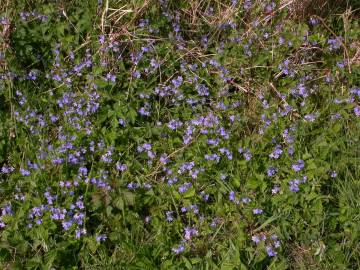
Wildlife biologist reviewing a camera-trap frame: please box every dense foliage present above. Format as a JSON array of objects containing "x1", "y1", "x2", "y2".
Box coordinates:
[{"x1": 1, "y1": 0, "x2": 360, "y2": 269}]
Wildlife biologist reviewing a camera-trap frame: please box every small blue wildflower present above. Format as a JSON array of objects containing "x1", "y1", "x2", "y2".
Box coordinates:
[
  {"x1": 267, "y1": 167, "x2": 278, "y2": 177},
  {"x1": 253, "y1": 208, "x2": 263, "y2": 215},
  {"x1": 116, "y1": 162, "x2": 127, "y2": 171},
  {"x1": 244, "y1": 150, "x2": 252, "y2": 161},
  {"x1": 309, "y1": 17, "x2": 318, "y2": 25},
  {"x1": 328, "y1": 37, "x2": 342, "y2": 50},
  {"x1": 96, "y1": 234, "x2": 107, "y2": 242},
  {"x1": 229, "y1": 191, "x2": 235, "y2": 201},
  {"x1": 337, "y1": 60, "x2": 346, "y2": 69},
  {"x1": 266, "y1": 246, "x2": 277, "y2": 257},
  {"x1": 172, "y1": 76, "x2": 183, "y2": 88},
  {"x1": 20, "y1": 168, "x2": 30, "y2": 176},
  {"x1": 172, "y1": 244, "x2": 185, "y2": 254},
  {"x1": 179, "y1": 182, "x2": 192, "y2": 193},
  {"x1": 184, "y1": 227, "x2": 198, "y2": 240},
  {"x1": 272, "y1": 185, "x2": 280, "y2": 194},
  {"x1": 244, "y1": 0, "x2": 252, "y2": 10},
  {"x1": 304, "y1": 113, "x2": 317, "y2": 122},
  {"x1": 62, "y1": 220, "x2": 73, "y2": 231},
  {"x1": 252, "y1": 235, "x2": 261, "y2": 244},
  {"x1": 269, "y1": 145, "x2": 283, "y2": 159},
  {"x1": 196, "y1": 84, "x2": 209, "y2": 96},
  {"x1": 118, "y1": 118, "x2": 126, "y2": 126},
  {"x1": 292, "y1": 159, "x2": 305, "y2": 172},
  {"x1": 354, "y1": 106, "x2": 360, "y2": 117},
  {"x1": 132, "y1": 70, "x2": 141, "y2": 78},
  {"x1": 289, "y1": 179, "x2": 300, "y2": 192},
  {"x1": 145, "y1": 216, "x2": 151, "y2": 223},
  {"x1": 166, "y1": 211, "x2": 174, "y2": 222}
]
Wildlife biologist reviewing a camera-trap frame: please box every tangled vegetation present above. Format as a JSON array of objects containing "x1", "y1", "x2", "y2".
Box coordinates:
[{"x1": 0, "y1": 0, "x2": 360, "y2": 269}]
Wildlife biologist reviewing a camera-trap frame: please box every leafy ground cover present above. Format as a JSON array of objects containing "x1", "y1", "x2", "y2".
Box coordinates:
[{"x1": 0, "y1": 0, "x2": 360, "y2": 269}]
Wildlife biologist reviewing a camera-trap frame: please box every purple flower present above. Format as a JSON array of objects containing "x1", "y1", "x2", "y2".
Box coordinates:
[
  {"x1": 337, "y1": 60, "x2": 346, "y2": 69},
  {"x1": 229, "y1": 191, "x2": 236, "y2": 202},
  {"x1": 328, "y1": 37, "x2": 342, "y2": 50},
  {"x1": 304, "y1": 113, "x2": 318, "y2": 122},
  {"x1": 350, "y1": 87, "x2": 360, "y2": 99},
  {"x1": 269, "y1": 145, "x2": 283, "y2": 159},
  {"x1": 179, "y1": 182, "x2": 192, "y2": 193},
  {"x1": 116, "y1": 162, "x2": 128, "y2": 171},
  {"x1": 76, "y1": 200, "x2": 84, "y2": 210},
  {"x1": 99, "y1": 35, "x2": 105, "y2": 44},
  {"x1": 253, "y1": 208, "x2": 263, "y2": 215},
  {"x1": 279, "y1": 37, "x2": 285, "y2": 45},
  {"x1": 292, "y1": 159, "x2": 305, "y2": 172},
  {"x1": 330, "y1": 170, "x2": 337, "y2": 178},
  {"x1": 27, "y1": 70, "x2": 37, "y2": 80},
  {"x1": 288, "y1": 146, "x2": 295, "y2": 156},
  {"x1": 147, "y1": 150, "x2": 156, "y2": 159},
  {"x1": 205, "y1": 153, "x2": 220, "y2": 163},
  {"x1": 201, "y1": 191, "x2": 209, "y2": 201},
  {"x1": 267, "y1": 167, "x2": 278, "y2": 177},
  {"x1": 178, "y1": 161, "x2": 195, "y2": 174},
  {"x1": 105, "y1": 73, "x2": 116, "y2": 82},
  {"x1": 207, "y1": 138, "x2": 220, "y2": 146},
  {"x1": 145, "y1": 216, "x2": 151, "y2": 223},
  {"x1": 127, "y1": 182, "x2": 138, "y2": 190},
  {"x1": 309, "y1": 17, "x2": 318, "y2": 25},
  {"x1": 118, "y1": 118, "x2": 126, "y2": 126},
  {"x1": 138, "y1": 104, "x2": 151, "y2": 116},
  {"x1": 184, "y1": 227, "x2": 198, "y2": 240},
  {"x1": 271, "y1": 185, "x2": 280, "y2": 194},
  {"x1": 62, "y1": 220, "x2": 73, "y2": 231},
  {"x1": 244, "y1": 150, "x2": 252, "y2": 161},
  {"x1": 167, "y1": 119, "x2": 183, "y2": 130},
  {"x1": 244, "y1": 0, "x2": 252, "y2": 10},
  {"x1": 172, "y1": 76, "x2": 183, "y2": 88},
  {"x1": 20, "y1": 168, "x2": 30, "y2": 176},
  {"x1": 172, "y1": 244, "x2": 185, "y2": 254},
  {"x1": 289, "y1": 179, "x2": 301, "y2": 192},
  {"x1": 266, "y1": 246, "x2": 277, "y2": 257},
  {"x1": 196, "y1": 84, "x2": 209, "y2": 96},
  {"x1": 78, "y1": 167, "x2": 88, "y2": 176},
  {"x1": 354, "y1": 106, "x2": 360, "y2": 117},
  {"x1": 132, "y1": 70, "x2": 141, "y2": 78},
  {"x1": 189, "y1": 204, "x2": 199, "y2": 214},
  {"x1": 166, "y1": 211, "x2": 174, "y2": 222},
  {"x1": 1, "y1": 165, "x2": 14, "y2": 174},
  {"x1": 150, "y1": 58, "x2": 159, "y2": 69},
  {"x1": 96, "y1": 234, "x2": 107, "y2": 242},
  {"x1": 159, "y1": 154, "x2": 169, "y2": 164},
  {"x1": 252, "y1": 235, "x2": 261, "y2": 244},
  {"x1": 75, "y1": 229, "x2": 82, "y2": 238},
  {"x1": 265, "y1": 2, "x2": 276, "y2": 13},
  {"x1": 219, "y1": 147, "x2": 232, "y2": 160},
  {"x1": 274, "y1": 240, "x2": 281, "y2": 248},
  {"x1": 138, "y1": 143, "x2": 152, "y2": 152}
]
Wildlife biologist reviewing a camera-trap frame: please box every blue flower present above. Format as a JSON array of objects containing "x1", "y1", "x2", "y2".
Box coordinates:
[
  {"x1": 292, "y1": 159, "x2": 305, "y2": 172},
  {"x1": 172, "y1": 244, "x2": 185, "y2": 254},
  {"x1": 266, "y1": 246, "x2": 277, "y2": 257}
]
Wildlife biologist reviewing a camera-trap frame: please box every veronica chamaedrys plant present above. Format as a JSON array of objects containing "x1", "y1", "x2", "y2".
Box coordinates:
[{"x1": 0, "y1": 0, "x2": 360, "y2": 269}]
